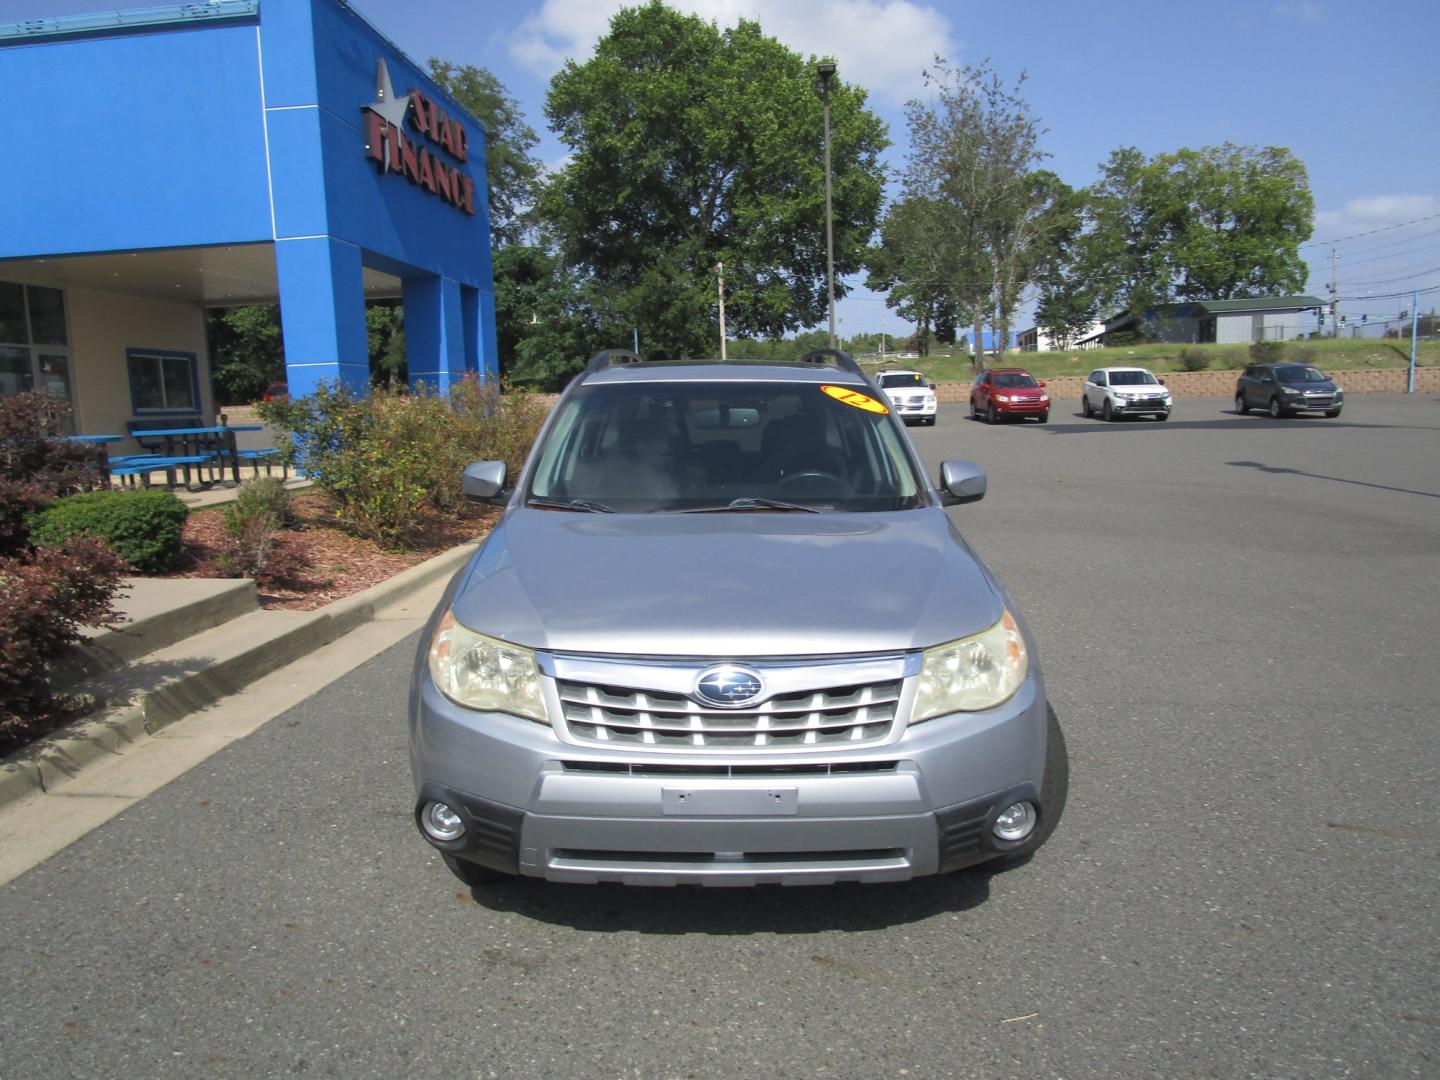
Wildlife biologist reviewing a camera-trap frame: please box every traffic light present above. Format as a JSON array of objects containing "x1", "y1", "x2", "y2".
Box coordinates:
[
  {"x1": 1317, "y1": 310, "x2": 1324, "y2": 325},
  {"x1": 1361, "y1": 313, "x2": 1368, "y2": 324}
]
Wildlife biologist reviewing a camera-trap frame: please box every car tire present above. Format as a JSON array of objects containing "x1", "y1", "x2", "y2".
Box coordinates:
[
  {"x1": 1037, "y1": 412, "x2": 1049, "y2": 424},
  {"x1": 1325, "y1": 407, "x2": 1342, "y2": 418},
  {"x1": 925, "y1": 416, "x2": 936, "y2": 426},
  {"x1": 970, "y1": 397, "x2": 980, "y2": 420},
  {"x1": 1102, "y1": 400, "x2": 1115, "y2": 422},
  {"x1": 987, "y1": 403, "x2": 998, "y2": 425},
  {"x1": 994, "y1": 702, "x2": 1069, "y2": 867},
  {"x1": 1156, "y1": 411, "x2": 1169, "y2": 422},
  {"x1": 1269, "y1": 396, "x2": 1285, "y2": 419},
  {"x1": 1235, "y1": 393, "x2": 1249, "y2": 415},
  {"x1": 1082, "y1": 396, "x2": 1093, "y2": 418},
  {"x1": 442, "y1": 853, "x2": 510, "y2": 887}
]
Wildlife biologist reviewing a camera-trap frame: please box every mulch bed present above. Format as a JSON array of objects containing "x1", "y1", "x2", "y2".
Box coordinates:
[{"x1": 166, "y1": 491, "x2": 496, "y2": 610}]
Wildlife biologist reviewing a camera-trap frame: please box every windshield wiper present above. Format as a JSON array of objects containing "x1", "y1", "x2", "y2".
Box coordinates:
[
  {"x1": 676, "y1": 497, "x2": 822, "y2": 514},
  {"x1": 527, "y1": 496, "x2": 616, "y2": 513}
]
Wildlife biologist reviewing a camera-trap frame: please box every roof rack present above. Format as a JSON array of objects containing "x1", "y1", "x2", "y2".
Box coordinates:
[
  {"x1": 797, "y1": 348, "x2": 865, "y2": 377},
  {"x1": 584, "y1": 348, "x2": 644, "y2": 373}
]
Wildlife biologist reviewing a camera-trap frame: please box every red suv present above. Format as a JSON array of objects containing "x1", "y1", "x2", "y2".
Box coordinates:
[{"x1": 970, "y1": 369, "x2": 1050, "y2": 424}]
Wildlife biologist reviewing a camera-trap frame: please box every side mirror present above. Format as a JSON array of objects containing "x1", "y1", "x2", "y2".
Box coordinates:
[
  {"x1": 462, "y1": 460, "x2": 509, "y2": 505},
  {"x1": 1158, "y1": 377, "x2": 1167, "y2": 385},
  {"x1": 1038, "y1": 380, "x2": 1047, "y2": 388},
  {"x1": 938, "y1": 459, "x2": 987, "y2": 506},
  {"x1": 928, "y1": 382, "x2": 937, "y2": 390}
]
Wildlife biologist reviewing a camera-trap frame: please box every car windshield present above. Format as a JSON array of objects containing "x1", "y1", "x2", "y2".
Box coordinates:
[
  {"x1": 878, "y1": 372, "x2": 925, "y2": 387},
  {"x1": 993, "y1": 373, "x2": 1038, "y2": 388},
  {"x1": 1275, "y1": 365, "x2": 1328, "y2": 383},
  {"x1": 1110, "y1": 371, "x2": 1158, "y2": 386},
  {"x1": 526, "y1": 381, "x2": 927, "y2": 513}
]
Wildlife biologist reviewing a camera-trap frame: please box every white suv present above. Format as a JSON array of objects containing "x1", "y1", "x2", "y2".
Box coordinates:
[
  {"x1": 1082, "y1": 366, "x2": 1172, "y2": 422},
  {"x1": 876, "y1": 370, "x2": 938, "y2": 425}
]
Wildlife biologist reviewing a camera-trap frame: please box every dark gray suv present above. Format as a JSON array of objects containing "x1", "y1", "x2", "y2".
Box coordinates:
[
  {"x1": 1235, "y1": 362, "x2": 1344, "y2": 418},
  {"x1": 409, "y1": 349, "x2": 1067, "y2": 887}
]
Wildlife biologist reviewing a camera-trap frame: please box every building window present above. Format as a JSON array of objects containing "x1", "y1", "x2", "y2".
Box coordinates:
[
  {"x1": 127, "y1": 349, "x2": 198, "y2": 413},
  {"x1": 1, "y1": 281, "x2": 72, "y2": 407}
]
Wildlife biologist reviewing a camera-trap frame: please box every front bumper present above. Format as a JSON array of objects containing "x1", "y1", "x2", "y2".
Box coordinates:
[
  {"x1": 410, "y1": 673, "x2": 1049, "y2": 885},
  {"x1": 995, "y1": 398, "x2": 1049, "y2": 415},
  {"x1": 890, "y1": 398, "x2": 938, "y2": 421},
  {"x1": 1112, "y1": 397, "x2": 1170, "y2": 416}
]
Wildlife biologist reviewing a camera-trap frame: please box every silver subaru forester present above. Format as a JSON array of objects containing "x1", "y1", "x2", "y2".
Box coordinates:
[{"x1": 409, "y1": 349, "x2": 1067, "y2": 887}]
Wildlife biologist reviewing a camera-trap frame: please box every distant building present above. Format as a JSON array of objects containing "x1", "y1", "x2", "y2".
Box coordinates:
[
  {"x1": 1097, "y1": 296, "x2": 1324, "y2": 347},
  {"x1": 1017, "y1": 322, "x2": 1105, "y2": 352}
]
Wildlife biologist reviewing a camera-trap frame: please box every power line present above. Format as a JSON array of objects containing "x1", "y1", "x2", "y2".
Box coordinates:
[{"x1": 1301, "y1": 211, "x2": 1440, "y2": 249}]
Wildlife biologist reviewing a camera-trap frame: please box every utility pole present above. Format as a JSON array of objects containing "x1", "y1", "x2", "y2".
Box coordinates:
[
  {"x1": 817, "y1": 62, "x2": 837, "y2": 349},
  {"x1": 1330, "y1": 247, "x2": 1340, "y2": 339},
  {"x1": 716, "y1": 261, "x2": 727, "y2": 361},
  {"x1": 1408, "y1": 289, "x2": 1419, "y2": 393}
]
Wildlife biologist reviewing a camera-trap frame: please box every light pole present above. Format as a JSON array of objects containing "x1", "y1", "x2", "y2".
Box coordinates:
[{"x1": 817, "y1": 61, "x2": 837, "y2": 350}]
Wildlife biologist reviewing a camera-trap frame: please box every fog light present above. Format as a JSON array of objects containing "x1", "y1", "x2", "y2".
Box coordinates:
[
  {"x1": 421, "y1": 801, "x2": 465, "y2": 842},
  {"x1": 993, "y1": 801, "x2": 1037, "y2": 842}
]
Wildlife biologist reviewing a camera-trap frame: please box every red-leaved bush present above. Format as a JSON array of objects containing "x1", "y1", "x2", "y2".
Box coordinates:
[{"x1": 0, "y1": 392, "x2": 124, "y2": 753}]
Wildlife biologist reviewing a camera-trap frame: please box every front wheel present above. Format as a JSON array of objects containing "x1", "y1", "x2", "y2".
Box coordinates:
[
  {"x1": 1324, "y1": 407, "x2": 1342, "y2": 418},
  {"x1": 1037, "y1": 412, "x2": 1049, "y2": 424},
  {"x1": 1102, "y1": 400, "x2": 1115, "y2": 422},
  {"x1": 1235, "y1": 393, "x2": 1249, "y2": 415},
  {"x1": 987, "y1": 403, "x2": 998, "y2": 425},
  {"x1": 1155, "y1": 411, "x2": 1169, "y2": 422},
  {"x1": 1269, "y1": 397, "x2": 1285, "y2": 419},
  {"x1": 970, "y1": 397, "x2": 980, "y2": 420},
  {"x1": 994, "y1": 703, "x2": 1069, "y2": 867},
  {"x1": 1082, "y1": 396, "x2": 1093, "y2": 418}
]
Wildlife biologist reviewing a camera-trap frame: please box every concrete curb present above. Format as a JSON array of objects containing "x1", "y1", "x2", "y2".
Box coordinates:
[{"x1": 0, "y1": 539, "x2": 479, "y2": 810}]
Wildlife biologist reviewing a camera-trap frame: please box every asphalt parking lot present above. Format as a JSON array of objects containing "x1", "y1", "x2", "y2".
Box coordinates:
[{"x1": 1, "y1": 394, "x2": 1437, "y2": 1078}]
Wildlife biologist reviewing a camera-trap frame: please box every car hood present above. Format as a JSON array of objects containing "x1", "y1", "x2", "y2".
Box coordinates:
[
  {"x1": 449, "y1": 507, "x2": 1003, "y2": 657},
  {"x1": 994, "y1": 388, "x2": 1047, "y2": 398},
  {"x1": 1285, "y1": 379, "x2": 1338, "y2": 391}
]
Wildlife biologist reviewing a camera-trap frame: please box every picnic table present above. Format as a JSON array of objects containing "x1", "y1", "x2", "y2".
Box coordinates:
[{"x1": 111, "y1": 424, "x2": 271, "y2": 489}]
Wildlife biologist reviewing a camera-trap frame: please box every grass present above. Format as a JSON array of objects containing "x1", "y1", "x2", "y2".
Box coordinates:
[{"x1": 857, "y1": 337, "x2": 1439, "y2": 381}]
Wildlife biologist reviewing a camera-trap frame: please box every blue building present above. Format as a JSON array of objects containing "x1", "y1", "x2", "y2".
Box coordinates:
[{"x1": 0, "y1": 0, "x2": 497, "y2": 440}]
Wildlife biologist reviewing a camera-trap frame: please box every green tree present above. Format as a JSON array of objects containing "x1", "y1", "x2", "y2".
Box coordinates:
[
  {"x1": 541, "y1": 2, "x2": 888, "y2": 358},
  {"x1": 426, "y1": 59, "x2": 542, "y2": 246},
  {"x1": 898, "y1": 61, "x2": 1052, "y2": 367},
  {"x1": 207, "y1": 305, "x2": 285, "y2": 405},
  {"x1": 492, "y1": 245, "x2": 630, "y2": 389},
  {"x1": 1076, "y1": 143, "x2": 1314, "y2": 320},
  {"x1": 865, "y1": 197, "x2": 969, "y2": 357}
]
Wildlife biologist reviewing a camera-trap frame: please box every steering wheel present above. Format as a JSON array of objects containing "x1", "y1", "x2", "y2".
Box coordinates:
[{"x1": 776, "y1": 469, "x2": 844, "y2": 491}]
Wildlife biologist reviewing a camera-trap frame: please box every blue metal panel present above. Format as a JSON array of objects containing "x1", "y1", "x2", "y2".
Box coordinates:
[
  {"x1": 0, "y1": 20, "x2": 272, "y2": 256},
  {"x1": 275, "y1": 236, "x2": 369, "y2": 395}
]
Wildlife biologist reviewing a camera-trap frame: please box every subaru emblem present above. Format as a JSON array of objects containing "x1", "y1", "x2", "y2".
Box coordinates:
[{"x1": 694, "y1": 665, "x2": 765, "y2": 709}]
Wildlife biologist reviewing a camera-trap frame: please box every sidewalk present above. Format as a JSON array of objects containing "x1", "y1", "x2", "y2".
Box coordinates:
[{"x1": 0, "y1": 535, "x2": 478, "y2": 817}]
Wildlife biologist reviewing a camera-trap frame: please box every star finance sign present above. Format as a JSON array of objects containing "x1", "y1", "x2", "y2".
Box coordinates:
[{"x1": 362, "y1": 59, "x2": 476, "y2": 216}]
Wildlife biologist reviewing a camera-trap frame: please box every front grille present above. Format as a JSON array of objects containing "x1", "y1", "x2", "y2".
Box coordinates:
[
  {"x1": 1127, "y1": 397, "x2": 1166, "y2": 408},
  {"x1": 561, "y1": 760, "x2": 899, "y2": 776},
  {"x1": 557, "y1": 678, "x2": 903, "y2": 749},
  {"x1": 1303, "y1": 394, "x2": 1334, "y2": 407}
]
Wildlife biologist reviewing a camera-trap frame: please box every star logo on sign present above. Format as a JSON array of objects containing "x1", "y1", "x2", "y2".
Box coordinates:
[{"x1": 366, "y1": 58, "x2": 410, "y2": 132}]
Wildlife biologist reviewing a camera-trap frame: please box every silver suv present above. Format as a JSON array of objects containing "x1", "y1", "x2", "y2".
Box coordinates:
[{"x1": 409, "y1": 349, "x2": 1067, "y2": 887}]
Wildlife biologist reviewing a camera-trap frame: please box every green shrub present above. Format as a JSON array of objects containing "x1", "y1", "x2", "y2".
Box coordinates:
[
  {"x1": 223, "y1": 475, "x2": 294, "y2": 532},
  {"x1": 1249, "y1": 340, "x2": 1285, "y2": 363},
  {"x1": 1178, "y1": 348, "x2": 1211, "y2": 372},
  {"x1": 218, "y1": 477, "x2": 306, "y2": 581},
  {"x1": 257, "y1": 377, "x2": 547, "y2": 548},
  {"x1": 30, "y1": 489, "x2": 188, "y2": 573}
]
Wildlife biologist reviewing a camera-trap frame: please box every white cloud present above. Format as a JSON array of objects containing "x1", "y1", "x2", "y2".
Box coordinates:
[
  {"x1": 1315, "y1": 194, "x2": 1440, "y2": 239},
  {"x1": 508, "y1": 0, "x2": 958, "y2": 105},
  {"x1": 1273, "y1": 1, "x2": 1324, "y2": 23}
]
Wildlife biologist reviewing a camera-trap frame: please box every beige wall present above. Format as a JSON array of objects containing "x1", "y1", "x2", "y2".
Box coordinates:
[{"x1": 66, "y1": 286, "x2": 212, "y2": 451}]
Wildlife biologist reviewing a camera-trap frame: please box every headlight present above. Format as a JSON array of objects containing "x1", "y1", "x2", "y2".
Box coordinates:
[
  {"x1": 427, "y1": 610, "x2": 547, "y2": 723},
  {"x1": 912, "y1": 610, "x2": 1028, "y2": 721},
  {"x1": 1283, "y1": 386, "x2": 1301, "y2": 394},
  {"x1": 994, "y1": 394, "x2": 1009, "y2": 403},
  {"x1": 1039, "y1": 394, "x2": 1050, "y2": 402}
]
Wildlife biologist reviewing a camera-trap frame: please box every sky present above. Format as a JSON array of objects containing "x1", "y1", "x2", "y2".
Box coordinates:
[{"x1": 5, "y1": 0, "x2": 1439, "y2": 340}]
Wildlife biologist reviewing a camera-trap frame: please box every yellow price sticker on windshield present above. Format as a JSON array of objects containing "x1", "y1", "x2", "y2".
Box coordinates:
[{"x1": 821, "y1": 385, "x2": 889, "y2": 414}]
